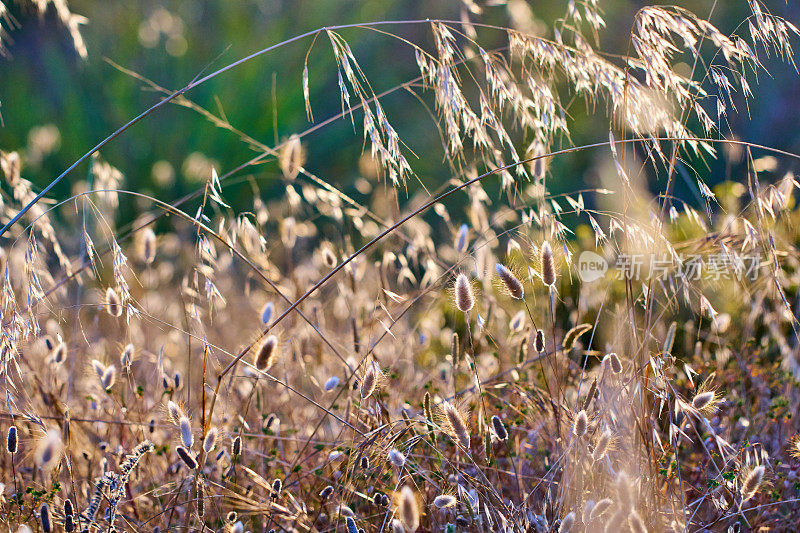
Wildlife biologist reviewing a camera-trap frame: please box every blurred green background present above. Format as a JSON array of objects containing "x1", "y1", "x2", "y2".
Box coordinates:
[{"x1": 1, "y1": 0, "x2": 799, "y2": 223}]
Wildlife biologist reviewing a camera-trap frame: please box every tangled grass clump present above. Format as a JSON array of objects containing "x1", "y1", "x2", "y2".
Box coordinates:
[{"x1": 2, "y1": 0, "x2": 800, "y2": 531}]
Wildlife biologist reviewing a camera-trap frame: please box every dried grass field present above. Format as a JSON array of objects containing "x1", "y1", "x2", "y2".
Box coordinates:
[{"x1": 2, "y1": 0, "x2": 800, "y2": 531}]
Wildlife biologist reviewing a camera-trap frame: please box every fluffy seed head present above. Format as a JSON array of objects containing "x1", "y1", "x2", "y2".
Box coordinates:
[
  {"x1": 176, "y1": 446, "x2": 198, "y2": 469},
  {"x1": 491, "y1": 415, "x2": 508, "y2": 441},
  {"x1": 433, "y1": 494, "x2": 457, "y2": 509},
  {"x1": 592, "y1": 429, "x2": 613, "y2": 462},
  {"x1": 454, "y1": 274, "x2": 474, "y2": 313},
  {"x1": 203, "y1": 427, "x2": 218, "y2": 454},
  {"x1": 232, "y1": 435, "x2": 242, "y2": 456},
  {"x1": 167, "y1": 400, "x2": 183, "y2": 423},
  {"x1": 540, "y1": 241, "x2": 556, "y2": 286},
  {"x1": 120, "y1": 343, "x2": 134, "y2": 371},
  {"x1": 179, "y1": 416, "x2": 193, "y2": 448},
  {"x1": 535, "y1": 329, "x2": 545, "y2": 352},
  {"x1": 320, "y1": 485, "x2": 334, "y2": 499},
  {"x1": 396, "y1": 486, "x2": 420, "y2": 531},
  {"x1": 40, "y1": 503, "x2": 51, "y2": 532},
  {"x1": 451, "y1": 332, "x2": 460, "y2": 365},
  {"x1": 442, "y1": 401, "x2": 470, "y2": 450},
  {"x1": 324, "y1": 376, "x2": 340, "y2": 391},
  {"x1": 320, "y1": 246, "x2": 337, "y2": 268},
  {"x1": 692, "y1": 391, "x2": 716, "y2": 411},
  {"x1": 616, "y1": 472, "x2": 634, "y2": 510},
  {"x1": 51, "y1": 342, "x2": 67, "y2": 364},
  {"x1": 495, "y1": 263, "x2": 524, "y2": 299},
  {"x1": 196, "y1": 481, "x2": 205, "y2": 518},
  {"x1": 742, "y1": 465, "x2": 765, "y2": 501},
  {"x1": 423, "y1": 392, "x2": 433, "y2": 426},
  {"x1": 360, "y1": 361, "x2": 382, "y2": 399},
  {"x1": 603, "y1": 352, "x2": 622, "y2": 374},
  {"x1": 63, "y1": 499, "x2": 74, "y2": 518},
  {"x1": 573, "y1": 410, "x2": 588, "y2": 438},
  {"x1": 279, "y1": 134, "x2": 305, "y2": 180},
  {"x1": 260, "y1": 302, "x2": 274, "y2": 325},
  {"x1": 7, "y1": 425, "x2": 17, "y2": 453},
  {"x1": 559, "y1": 512, "x2": 575, "y2": 533},
  {"x1": 101, "y1": 364, "x2": 116, "y2": 389},
  {"x1": 388, "y1": 448, "x2": 406, "y2": 467},
  {"x1": 509, "y1": 310, "x2": 526, "y2": 332},
  {"x1": 589, "y1": 498, "x2": 613, "y2": 521},
  {"x1": 139, "y1": 228, "x2": 157, "y2": 264},
  {"x1": 254, "y1": 335, "x2": 279, "y2": 372},
  {"x1": 105, "y1": 287, "x2": 122, "y2": 317},
  {"x1": 91, "y1": 359, "x2": 105, "y2": 379},
  {"x1": 345, "y1": 516, "x2": 358, "y2": 533},
  {"x1": 628, "y1": 510, "x2": 647, "y2": 533},
  {"x1": 35, "y1": 428, "x2": 62, "y2": 470}
]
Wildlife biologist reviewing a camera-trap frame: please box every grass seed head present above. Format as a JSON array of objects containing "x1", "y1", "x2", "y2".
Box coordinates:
[
  {"x1": 279, "y1": 134, "x2": 305, "y2": 180},
  {"x1": 454, "y1": 273, "x2": 474, "y2": 313},
  {"x1": 139, "y1": 227, "x2": 157, "y2": 264},
  {"x1": 179, "y1": 416, "x2": 193, "y2": 448},
  {"x1": 433, "y1": 494, "x2": 457, "y2": 509},
  {"x1": 261, "y1": 302, "x2": 274, "y2": 325},
  {"x1": 167, "y1": 400, "x2": 183, "y2": 423},
  {"x1": 324, "y1": 375, "x2": 340, "y2": 391},
  {"x1": 540, "y1": 241, "x2": 556, "y2": 286},
  {"x1": 573, "y1": 409, "x2": 588, "y2": 438},
  {"x1": 741, "y1": 465, "x2": 765, "y2": 501},
  {"x1": 176, "y1": 446, "x2": 198, "y2": 469},
  {"x1": 628, "y1": 510, "x2": 647, "y2": 533},
  {"x1": 388, "y1": 448, "x2": 406, "y2": 467},
  {"x1": 491, "y1": 415, "x2": 508, "y2": 441},
  {"x1": 35, "y1": 428, "x2": 62, "y2": 470},
  {"x1": 603, "y1": 352, "x2": 622, "y2": 374},
  {"x1": 254, "y1": 335, "x2": 279, "y2": 372},
  {"x1": 592, "y1": 428, "x2": 614, "y2": 462},
  {"x1": 120, "y1": 343, "x2": 134, "y2": 371},
  {"x1": 6, "y1": 425, "x2": 17, "y2": 453},
  {"x1": 101, "y1": 364, "x2": 117, "y2": 389},
  {"x1": 535, "y1": 329, "x2": 545, "y2": 352},
  {"x1": 495, "y1": 262, "x2": 524, "y2": 299},
  {"x1": 559, "y1": 511, "x2": 575, "y2": 533},
  {"x1": 232, "y1": 435, "x2": 241, "y2": 456},
  {"x1": 203, "y1": 427, "x2": 218, "y2": 453},
  {"x1": 589, "y1": 498, "x2": 613, "y2": 521},
  {"x1": 441, "y1": 400, "x2": 470, "y2": 450},
  {"x1": 360, "y1": 361, "x2": 382, "y2": 399},
  {"x1": 105, "y1": 287, "x2": 122, "y2": 317},
  {"x1": 691, "y1": 390, "x2": 720, "y2": 416},
  {"x1": 396, "y1": 485, "x2": 420, "y2": 531},
  {"x1": 451, "y1": 332, "x2": 460, "y2": 365},
  {"x1": 51, "y1": 341, "x2": 67, "y2": 364},
  {"x1": 40, "y1": 503, "x2": 51, "y2": 532}
]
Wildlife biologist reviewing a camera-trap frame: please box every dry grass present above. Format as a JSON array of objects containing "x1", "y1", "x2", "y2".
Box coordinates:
[{"x1": 0, "y1": 1, "x2": 799, "y2": 531}]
